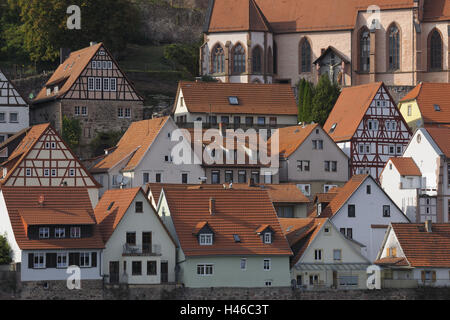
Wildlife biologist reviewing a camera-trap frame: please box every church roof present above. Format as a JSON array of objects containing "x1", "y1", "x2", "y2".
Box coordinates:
[{"x1": 206, "y1": 0, "x2": 449, "y2": 34}]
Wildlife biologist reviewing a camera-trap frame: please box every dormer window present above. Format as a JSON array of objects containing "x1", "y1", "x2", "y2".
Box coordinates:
[
  {"x1": 199, "y1": 233, "x2": 213, "y2": 245},
  {"x1": 228, "y1": 96, "x2": 239, "y2": 105},
  {"x1": 434, "y1": 104, "x2": 441, "y2": 111},
  {"x1": 70, "y1": 227, "x2": 81, "y2": 238},
  {"x1": 39, "y1": 227, "x2": 50, "y2": 239},
  {"x1": 264, "y1": 232, "x2": 272, "y2": 244},
  {"x1": 55, "y1": 227, "x2": 66, "y2": 238}
]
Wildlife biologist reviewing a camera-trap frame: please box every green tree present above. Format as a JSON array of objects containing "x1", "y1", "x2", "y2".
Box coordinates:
[
  {"x1": 0, "y1": 235, "x2": 12, "y2": 265},
  {"x1": 311, "y1": 74, "x2": 341, "y2": 125},
  {"x1": 62, "y1": 116, "x2": 81, "y2": 150},
  {"x1": 163, "y1": 41, "x2": 201, "y2": 78},
  {"x1": 302, "y1": 81, "x2": 314, "y2": 124},
  {"x1": 14, "y1": 0, "x2": 141, "y2": 63},
  {"x1": 89, "y1": 130, "x2": 124, "y2": 157}
]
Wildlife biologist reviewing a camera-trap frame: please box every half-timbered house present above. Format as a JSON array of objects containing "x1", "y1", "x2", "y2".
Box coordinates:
[
  {"x1": 323, "y1": 82, "x2": 412, "y2": 180},
  {"x1": 0, "y1": 69, "x2": 29, "y2": 144},
  {"x1": 0, "y1": 123, "x2": 104, "y2": 282},
  {"x1": 31, "y1": 42, "x2": 144, "y2": 158}
]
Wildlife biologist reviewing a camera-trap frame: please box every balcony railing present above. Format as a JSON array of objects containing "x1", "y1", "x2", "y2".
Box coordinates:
[{"x1": 122, "y1": 243, "x2": 162, "y2": 256}]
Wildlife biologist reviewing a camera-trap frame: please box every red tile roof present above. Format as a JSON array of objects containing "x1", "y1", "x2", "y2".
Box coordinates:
[
  {"x1": 323, "y1": 82, "x2": 383, "y2": 142},
  {"x1": 176, "y1": 81, "x2": 298, "y2": 116},
  {"x1": 19, "y1": 208, "x2": 95, "y2": 226},
  {"x1": 425, "y1": 127, "x2": 450, "y2": 158},
  {"x1": 207, "y1": 0, "x2": 432, "y2": 33},
  {"x1": 279, "y1": 218, "x2": 327, "y2": 266},
  {"x1": 374, "y1": 256, "x2": 409, "y2": 267},
  {"x1": 92, "y1": 117, "x2": 169, "y2": 172},
  {"x1": 273, "y1": 124, "x2": 318, "y2": 158},
  {"x1": 1, "y1": 187, "x2": 104, "y2": 250},
  {"x1": 162, "y1": 186, "x2": 292, "y2": 257},
  {"x1": 390, "y1": 223, "x2": 450, "y2": 268},
  {"x1": 310, "y1": 174, "x2": 369, "y2": 218},
  {"x1": 389, "y1": 157, "x2": 421, "y2": 176},
  {"x1": 401, "y1": 83, "x2": 450, "y2": 126},
  {"x1": 147, "y1": 183, "x2": 310, "y2": 207},
  {"x1": 34, "y1": 43, "x2": 103, "y2": 103}
]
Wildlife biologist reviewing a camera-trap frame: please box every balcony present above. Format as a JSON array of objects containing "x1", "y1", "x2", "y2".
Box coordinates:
[{"x1": 122, "y1": 243, "x2": 162, "y2": 256}]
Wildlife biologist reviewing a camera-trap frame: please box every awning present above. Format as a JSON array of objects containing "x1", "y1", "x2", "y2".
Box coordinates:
[{"x1": 294, "y1": 263, "x2": 370, "y2": 271}]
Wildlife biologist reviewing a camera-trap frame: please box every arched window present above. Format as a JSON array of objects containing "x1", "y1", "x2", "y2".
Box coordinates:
[
  {"x1": 232, "y1": 43, "x2": 246, "y2": 74},
  {"x1": 359, "y1": 28, "x2": 370, "y2": 72},
  {"x1": 388, "y1": 24, "x2": 400, "y2": 70},
  {"x1": 267, "y1": 47, "x2": 273, "y2": 74},
  {"x1": 429, "y1": 29, "x2": 442, "y2": 70},
  {"x1": 212, "y1": 44, "x2": 225, "y2": 73},
  {"x1": 299, "y1": 38, "x2": 311, "y2": 73},
  {"x1": 252, "y1": 46, "x2": 262, "y2": 73}
]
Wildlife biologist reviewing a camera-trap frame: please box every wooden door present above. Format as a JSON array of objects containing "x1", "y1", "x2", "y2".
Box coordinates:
[{"x1": 109, "y1": 261, "x2": 119, "y2": 283}]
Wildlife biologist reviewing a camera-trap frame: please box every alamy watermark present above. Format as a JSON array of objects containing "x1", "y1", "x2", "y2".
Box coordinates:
[
  {"x1": 67, "y1": 5, "x2": 81, "y2": 30},
  {"x1": 66, "y1": 265, "x2": 81, "y2": 290}
]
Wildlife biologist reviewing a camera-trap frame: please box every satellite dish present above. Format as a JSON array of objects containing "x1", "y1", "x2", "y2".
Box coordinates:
[
  {"x1": 116, "y1": 175, "x2": 123, "y2": 184},
  {"x1": 29, "y1": 93, "x2": 35, "y2": 99},
  {"x1": 121, "y1": 177, "x2": 129, "y2": 186}
]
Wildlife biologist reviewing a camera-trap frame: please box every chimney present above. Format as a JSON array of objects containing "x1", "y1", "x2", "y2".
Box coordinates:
[
  {"x1": 209, "y1": 197, "x2": 215, "y2": 215},
  {"x1": 90, "y1": 41, "x2": 97, "y2": 47},
  {"x1": 425, "y1": 219, "x2": 432, "y2": 233},
  {"x1": 60, "y1": 48, "x2": 71, "y2": 64}
]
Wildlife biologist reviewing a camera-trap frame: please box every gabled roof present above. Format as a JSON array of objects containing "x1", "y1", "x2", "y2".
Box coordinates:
[
  {"x1": 147, "y1": 183, "x2": 309, "y2": 209},
  {"x1": 374, "y1": 256, "x2": 409, "y2": 267},
  {"x1": 279, "y1": 218, "x2": 327, "y2": 266},
  {"x1": 207, "y1": 0, "x2": 271, "y2": 32},
  {"x1": 1, "y1": 187, "x2": 104, "y2": 250},
  {"x1": 33, "y1": 43, "x2": 103, "y2": 103},
  {"x1": 400, "y1": 83, "x2": 450, "y2": 125},
  {"x1": 313, "y1": 46, "x2": 350, "y2": 65},
  {"x1": 388, "y1": 157, "x2": 421, "y2": 176},
  {"x1": 92, "y1": 116, "x2": 169, "y2": 172},
  {"x1": 311, "y1": 174, "x2": 369, "y2": 218},
  {"x1": 162, "y1": 186, "x2": 292, "y2": 257},
  {"x1": 0, "y1": 123, "x2": 101, "y2": 188},
  {"x1": 424, "y1": 126, "x2": 450, "y2": 158},
  {"x1": 274, "y1": 124, "x2": 318, "y2": 158},
  {"x1": 175, "y1": 81, "x2": 298, "y2": 116},
  {"x1": 206, "y1": 0, "x2": 430, "y2": 34},
  {"x1": 323, "y1": 82, "x2": 384, "y2": 142},
  {"x1": 390, "y1": 223, "x2": 450, "y2": 268},
  {"x1": 0, "y1": 69, "x2": 28, "y2": 106}
]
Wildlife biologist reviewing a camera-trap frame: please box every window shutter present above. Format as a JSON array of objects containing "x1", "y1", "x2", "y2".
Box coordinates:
[
  {"x1": 69, "y1": 253, "x2": 80, "y2": 266},
  {"x1": 421, "y1": 271, "x2": 425, "y2": 282},
  {"x1": 46, "y1": 253, "x2": 57, "y2": 268},
  {"x1": 28, "y1": 253, "x2": 34, "y2": 269},
  {"x1": 386, "y1": 248, "x2": 391, "y2": 257},
  {"x1": 91, "y1": 252, "x2": 97, "y2": 267},
  {"x1": 392, "y1": 248, "x2": 397, "y2": 257},
  {"x1": 432, "y1": 271, "x2": 436, "y2": 282}
]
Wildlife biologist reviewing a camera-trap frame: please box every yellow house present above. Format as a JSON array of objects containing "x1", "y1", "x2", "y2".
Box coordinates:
[{"x1": 399, "y1": 83, "x2": 450, "y2": 132}]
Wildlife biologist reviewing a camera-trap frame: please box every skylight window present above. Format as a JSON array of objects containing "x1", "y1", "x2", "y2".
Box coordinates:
[
  {"x1": 434, "y1": 104, "x2": 441, "y2": 111},
  {"x1": 107, "y1": 201, "x2": 115, "y2": 210},
  {"x1": 228, "y1": 96, "x2": 239, "y2": 105},
  {"x1": 329, "y1": 123, "x2": 337, "y2": 133},
  {"x1": 233, "y1": 234, "x2": 241, "y2": 242}
]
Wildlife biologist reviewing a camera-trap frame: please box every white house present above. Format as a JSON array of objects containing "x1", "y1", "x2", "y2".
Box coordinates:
[
  {"x1": 89, "y1": 116, "x2": 205, "y2": 196},
  {"x1": 384, "y1": 127, "x2": 450, "y2": 223},
  {"x1": 311, "y1": 174, "x2": 410, "y2": 262},
  {"x1": 94, "y1": 187, "x2": 176, "y2": 284},
  {"x1": 375, "y1": 221, "x2": 450, "y2": 288},
  {"x1": 279, "y1": 218, "x2": 370, "y2": 290},
  {"x1": 380, "y1": 157, "x2": 422, "y2": 222},
  {"x1": 0, "y1": 69, "x2": 29, "y2": 144}
]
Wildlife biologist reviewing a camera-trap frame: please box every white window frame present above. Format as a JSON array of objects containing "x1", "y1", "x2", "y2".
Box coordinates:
[
  {"x1": 57, "y1": 252, "x2": 68, "y2": 268},
  {"x1": 118, "y1": 107, "x2": 124, "y2": 118},
  {"x1": 81, "y1": 106, "x2": 88, "y2": 116},
  {"x1": 44, "y1": 169, "x2": 50, "y2": 177},
  {"x1": 95, "y1": 77, "x2": 102, "y2": 91},
  {"x1": 197, "y1": 264, "x2": 214, "y2": 276},
  {"x1": 125, "y1": 108, "x2": 131, "y2": 118},
  {"x1": 69, "y1": 168, "x2": 75, "y2": 177},
  {"x1": 263, "y1": 259, "x2": 271, "y2": 271},
  {"x1": 110, "y1": 78, "x2": 117, "y2": 91},
  {"x1": 264, "y1": 232, "x2": 272, "y2": 244},
  {"x1": 240, "y1": 258, "x2": 247, "y2": 270},
  {"x1": 314, "y1": 249, "x2": 323, "y2": 261},
  {"x1": 107, "y1": 61, "x2": 113, "y2": 69},
  {"x1": 79, "y1": 252, "x2": 91, "y2": 268},
  {"x1": 33, "y1": 252, "x2": 45, "y2": 269},
  {"x1": 51, "y1": 169, "x2": 57, "y2": 177},
  {"x1": 199, "y1": 233, "x2": 213, "y2": 245},
  {"x1": 26, "y1": 168, "x2": 32, "y2": 177},
  {"x1": 70, "y1": 227, "x2": 81, "y2": 238},
  {"x1": 55, "y1": 227, "x2": 66, "y2": 238},
  {"x1": 88, "y1": 77, "x2": 94, "y2": 91},
  {"x1": 9, "y1": 112, "x2": 18, "y2": 123},
  {"x1": 39, "y1": 227, "x2": 49, "y2": 239},
  {"x1": 103, "y1": 78, "x2": 110, "y2": 91},
  {"x1": 324, "y1": 184, "x2": 338, "y2": 193},
  {"x1": 0, "y1": 112, "x2": 5, "y2": 122},
  {"x1": 74, "y1": 106, "x2": 80, "y2": 116},
  {"x1": 333, "y1": 249, "x2": 342, "y2": 261},
  {"x1": 297, "y1": 184, "x2": 311, "y2": 197}
]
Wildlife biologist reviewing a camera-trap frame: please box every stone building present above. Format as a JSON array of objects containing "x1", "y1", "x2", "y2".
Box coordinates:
[
  {"x1": 200, "y1": 0, "x2": 450, "y2": 88},
  {"x1": 31, "y1": 43, "x2": 144, "y2": 158}
]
